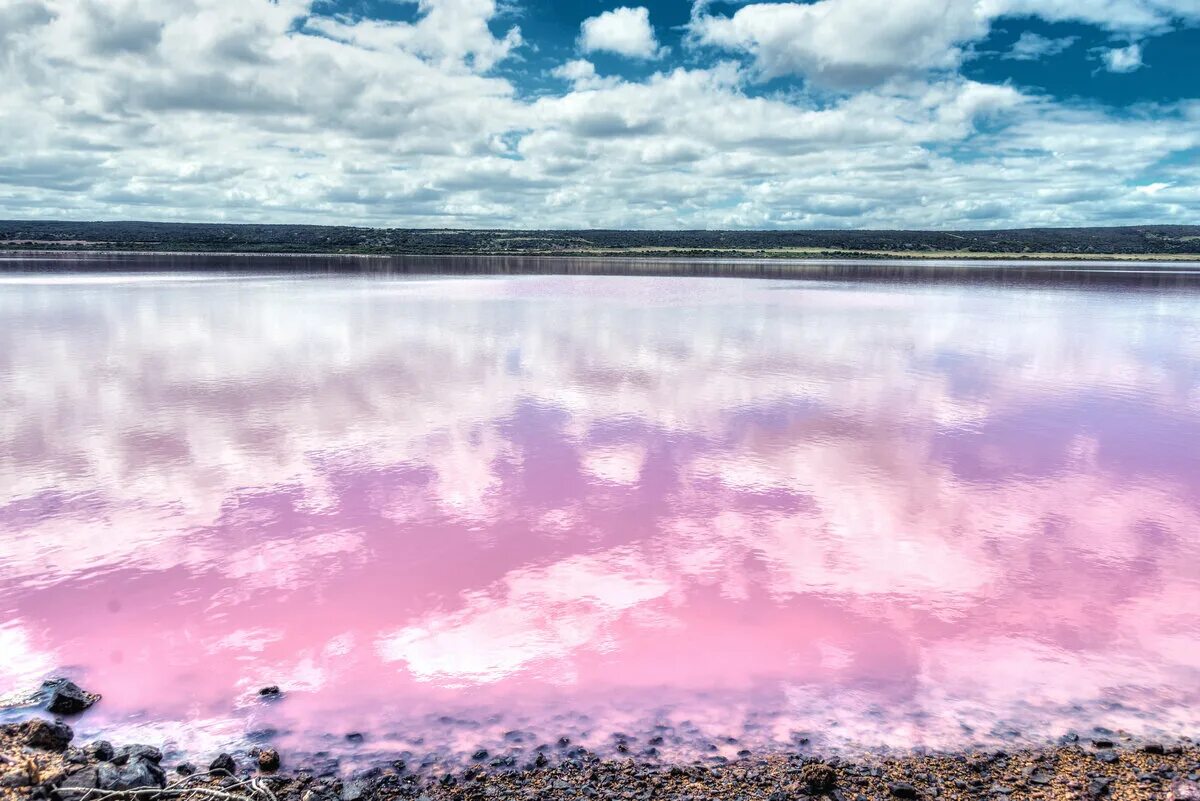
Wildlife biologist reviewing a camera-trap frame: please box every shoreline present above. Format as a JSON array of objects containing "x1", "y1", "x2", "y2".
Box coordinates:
[
  {"x1": 3, "y1": 247, "x2": 1200, "y2": 264},
  {"x1": 5, "y1": 717, "x2": 1200, "y2": 801}
]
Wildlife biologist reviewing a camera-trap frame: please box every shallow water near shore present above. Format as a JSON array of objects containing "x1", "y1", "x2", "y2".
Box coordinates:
[{"x1": 2, "y1": 260, "x2": 1200, "y2": 772}]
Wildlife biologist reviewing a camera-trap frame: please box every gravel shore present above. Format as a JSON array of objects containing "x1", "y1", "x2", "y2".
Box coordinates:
[{"x1": 4, "y1": 717, "x2": 1199, "y2": 801}]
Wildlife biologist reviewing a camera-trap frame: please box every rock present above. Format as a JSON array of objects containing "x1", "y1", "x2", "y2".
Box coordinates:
[
  {"x1": 44, "y1": 680, "x2": 101, "y2": 716},
  {"x1": 0, "y1": 769, "x2": 31, "y2": 788},
  {"x1": 58, "y1": 767, "x2": 100, "y2": 791},
  {"x1": 1086, "y1": 777, "x2": 1112, "y2": 799},
  {"x1": 209, "y1": 753, "x2": 237, "y2": 776},
  {"x1": 472, "y1": 749, "x2": 489, "y2": 761},
  {"x1": 258, "y1": 748, "x2": 281, "y2": 772},
  {"x1": 1091, "y1": 739, "x2": 1115, "y2": 749},
  {"x1": 98, "y1": 759, "x2": 166, "y2": 790},
  {"x1": 177, "y1": 763, "x2": 197, "y2": 776},
  {"x1": 345, "y1": 732, "x2": 364, "y2": 744},
  {"x1": 1096, "y1": 751, "x2": 1119, "y2": 764},
  {"x1": 114, "y1": 744, "x2": 163, "y2": 765},
  {"x1": 1172, "y1": 781, "x2": 1200, "y2": 800},
  {"x1": 23, "y1": 719, "x2": 73, "y2": 751},
  {"x1": 90, "y1": 741, "x2": 114, "y2": 761},
  {"x1": 888, "y1": 781, "x2": 918, "y2": 799},
  {"x1": 258, "y1": 686, "x2": 281, "y2": 697},
  {"x1": 1028, "y1": 770, "x2": 1052, "y2": 786},
  {"x1": 800, "y1": 763, "x2": 837, "y2": 795},
  {"x1": 1143, "y1": 743, "x2": 1166, "y2": 755}
]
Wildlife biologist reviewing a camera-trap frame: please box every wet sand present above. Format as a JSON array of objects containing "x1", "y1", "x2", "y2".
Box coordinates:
[{"x1": 4, "y1": 717, "x2": 1199, "y2": 801}]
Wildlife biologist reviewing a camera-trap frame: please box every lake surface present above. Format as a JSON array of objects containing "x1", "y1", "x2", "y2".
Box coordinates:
[{"x1": 2, "y1": 261, "x2": 1200, "y2": 772}]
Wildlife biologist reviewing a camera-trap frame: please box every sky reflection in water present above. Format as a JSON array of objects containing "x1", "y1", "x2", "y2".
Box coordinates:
[{"x1": 1, "y1": 271, "x2": 1199, "y2": 767}]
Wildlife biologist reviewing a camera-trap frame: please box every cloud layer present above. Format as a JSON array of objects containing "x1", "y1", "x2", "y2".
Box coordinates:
[{"x1": 0, "y1": 0, "x2": 1196, "y2": 228}]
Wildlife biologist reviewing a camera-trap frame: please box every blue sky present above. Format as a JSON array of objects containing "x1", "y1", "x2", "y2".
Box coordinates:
[{"x1": 0, "y1": 0, "x2": 1197, "y2": 228}]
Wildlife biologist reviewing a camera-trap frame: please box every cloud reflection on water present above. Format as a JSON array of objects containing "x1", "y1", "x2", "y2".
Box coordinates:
[{"x1": 1, "y1": 272, "x2": 1199, "y2": 759}]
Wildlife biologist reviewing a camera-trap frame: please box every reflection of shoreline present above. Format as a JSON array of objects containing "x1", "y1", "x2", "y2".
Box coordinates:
[{"x1": 4, "y1": 252, "x2": 1200, "y2": 285}]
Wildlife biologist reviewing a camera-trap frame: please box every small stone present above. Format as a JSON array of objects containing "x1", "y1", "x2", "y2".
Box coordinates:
[
  {"x1": 800, "y1": 763, "x2": 838, "y2": 795},
  {"x1": 345, "y1": 732, "x2": 364, "y2": 743},
  {"x1": 1096, "y1": 751, "x2": 1119, "y2": 764},
  {"x1": 1170, "y1": 780, "x2": 1200, "y2": 800},
  {"x1": 1142, "y1": 743, "x2": 1166, "y2": 755},
  {"x1": 177, "y1": 763, "x2": 197, "y2": 777},
  {"x1": 258, "y1": 748, "x2": 281, "y2": 772},
  {"x1": 44, "y1": 680, "x2": 101, "y2": 715},
  {"x1": 1091, "y1": 739, "x2": 1115, "y2": 749},
  {"x1": 209, "y1": 753, "x2": 237, "y2": 776},
  {"x1": 888, "y1": 781, "x2": 918, "y2": 799},
  {"x1": 258, "y1": 686, "x2": 281, "y2": 697},
  {"x1": 472, "y1": 749, "x2": 489, "y2": 761},
  {"x1": 90, "y1": 740, "x2": 114, "y2": 761},
  {"x1": 1086, "y1": 777, "x2": 1112, "y2": 799}
]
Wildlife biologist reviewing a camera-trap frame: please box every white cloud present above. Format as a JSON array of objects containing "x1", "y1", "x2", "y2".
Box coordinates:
[
  {"x1": 688, "y1": 0, "x2": 989, "y2": 88},
  {"x1": 1102, "y1": 42, "x2": 1145, "y2": 72},
  {"x1": 579, "y1": 6, "x2": 665, "y2": 59},
  {"x1": 0, "y1": 0, "x2": 1195, "y2": 227},
  {"x1": 1003, "y1": 32, "x2": 1077, "y2": 60},
  {"x1": 688, "y1": 0, "x2": 1196, "y2": 87}
]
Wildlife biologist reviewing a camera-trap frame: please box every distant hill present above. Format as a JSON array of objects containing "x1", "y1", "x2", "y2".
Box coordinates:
[{"x1": 2, "y1": 221, "x2": 1199, "y2": 258}]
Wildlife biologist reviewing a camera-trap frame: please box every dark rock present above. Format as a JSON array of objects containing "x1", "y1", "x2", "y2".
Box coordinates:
[
  {"x1": 64, "y1": 746, "x2": 89, "y2": 765},
  {"x1": 114, "y1": 744, "x2": 163, "y2": 764},
  {"x1": 888, "y1": 781, "x2": 918, "y2": 799},
  {"x1": 345, "y1": 732, "x2": 364, "y2": 744},
  {"x1": 23, "y1": 719, "x2": 73, "y2": 751},
  {"x1": 1091, "y1": 739, "x2": 1115, "y2": 749},
  {"x1": 44, "y1": 680, "x2": 101, "y2": 716},
  {"x1": 177, "y1": 763, "x2": 197, "y2": 777},
  {"x1": 58, "y1": 767, "x2": 100, "y2": 791},
  {"x1": 98, "y1": 759, "x2": 165, "y2": 790},
  {"x1": 90, "y1": 741, "x2": 114, "y2": 762},
  {"x1": 1086, "y1": 777, "x2": 1112, "y2": 799},
  {"x1": 472, "y1": 749, "x2": 489, "y2": 761},
  {"x1": 209, "y1": 753, "x2": 237, "y2": 776},
  {"x1": 258, "y1": 748, "x2": 281, "y2": 772},
  {"x1": 259, "y1": 686, "x2": 282, "y2": 697},
  {"x1": 800, "y1": 763, "x2": 837, "y2": 795},
  {"x1": 0, "y1": 770, "x2": 31, "y2": 789},
  {"x1": 1142, "y1": 743, "x2": 1166, "y2": 755},
  {"x1": 558, "y1": 737, "x2": 571, "y2": 747},
  {"x1": 1095, "y1": 751, "x2": 1119, "y2": 764}
]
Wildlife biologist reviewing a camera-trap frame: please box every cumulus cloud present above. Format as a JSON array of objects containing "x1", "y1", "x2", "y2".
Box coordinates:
[
  {"x1": 0, "y1": 0, "x2": 1196, "y2": 227},
  {"x1": 687, "y1": 0, "x2": 989, "y2": 88},
  {"x1": 1101, "y1": 42, "x2": 1145, "y2": 72},
  {"x1": 1003, "y1": 32, "x2": 1077, "y2": 60},
  {"x1": 579, "y1": 6, "x2": 665, "y2": 59}
]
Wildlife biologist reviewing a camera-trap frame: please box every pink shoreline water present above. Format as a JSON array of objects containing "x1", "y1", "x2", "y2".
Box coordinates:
[{"x1": 2, "y1": 271, "x2": 1200, "y2": 768}]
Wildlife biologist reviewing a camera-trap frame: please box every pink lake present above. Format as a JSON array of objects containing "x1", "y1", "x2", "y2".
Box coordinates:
[{"x1": 2, "y1": 265, "x2": 1200, "y2": 772}]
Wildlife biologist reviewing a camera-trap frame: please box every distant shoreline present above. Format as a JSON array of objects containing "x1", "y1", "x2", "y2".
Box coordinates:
[{"x1": 3, "y1": 246, "x2": 1200, "y2": 262}]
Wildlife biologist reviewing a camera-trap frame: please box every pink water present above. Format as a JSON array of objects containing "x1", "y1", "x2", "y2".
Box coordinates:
[{"x1": 2, "y1": 269, "x2": 1200, "y2": 770}]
